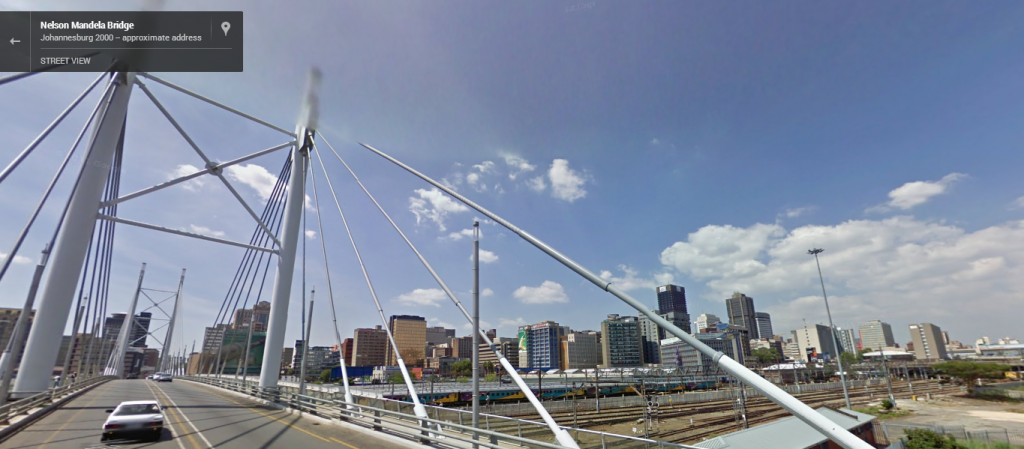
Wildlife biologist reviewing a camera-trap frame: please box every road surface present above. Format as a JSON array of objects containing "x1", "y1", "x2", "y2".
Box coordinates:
[{"x1": 0, "y1": 379, "x2": 406, "y2": 449}]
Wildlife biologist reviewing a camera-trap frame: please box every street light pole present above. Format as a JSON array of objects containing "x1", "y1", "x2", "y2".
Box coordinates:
[{"x1": 808, "y1": 248, "x2": 851, "y2": 410}]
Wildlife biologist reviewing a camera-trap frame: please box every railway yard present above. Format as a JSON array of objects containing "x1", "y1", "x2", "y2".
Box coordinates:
[{"x1": 491, "y1": 380, "x2": 950, "y2": 446}]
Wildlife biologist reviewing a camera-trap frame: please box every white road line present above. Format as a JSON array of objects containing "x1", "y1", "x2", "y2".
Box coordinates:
[
  {"x1": 144, "y1": 380, "x2": 188, "y2": 449},
  {"x1": 152, "y1": 382, "x2": 217, "y2": 448}
]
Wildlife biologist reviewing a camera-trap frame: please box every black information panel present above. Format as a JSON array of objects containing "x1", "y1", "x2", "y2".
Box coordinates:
[{"x1": 0, "y1": 11, "x2": 243, "y2": 72}]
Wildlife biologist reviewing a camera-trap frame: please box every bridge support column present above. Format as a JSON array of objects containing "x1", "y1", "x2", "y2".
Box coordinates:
[{"x1": 13, "y1": 72, "x2": 134, "y2": 396}]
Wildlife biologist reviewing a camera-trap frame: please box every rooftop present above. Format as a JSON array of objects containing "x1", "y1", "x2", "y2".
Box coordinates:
[{"x1": 693, "y1": 407, "x2": 875, "y2": 449}]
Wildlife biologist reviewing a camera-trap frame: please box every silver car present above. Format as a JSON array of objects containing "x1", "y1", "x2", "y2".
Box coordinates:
[{"x1": 102, "y1": 400, "x2": 165, "y2": 441}]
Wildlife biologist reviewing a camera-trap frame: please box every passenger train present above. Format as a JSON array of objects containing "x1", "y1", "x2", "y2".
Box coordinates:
[{"x1": 386, "y1": 379, "x2": 725, "y2": 405}]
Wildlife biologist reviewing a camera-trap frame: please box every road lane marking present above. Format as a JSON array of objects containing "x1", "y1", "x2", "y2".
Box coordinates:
[
  {"x1": 197, "y1": 387, "x2": 353, "y2": 445},
  {"x1": 39, "y1": 382, "x2": 108, "y2": 447},
  {"x1": 144, "y1": 379, "x2": 190, "y2": 449},
  {"x1": 152, "y1": 383, "x2": 216, "y2": 448}
]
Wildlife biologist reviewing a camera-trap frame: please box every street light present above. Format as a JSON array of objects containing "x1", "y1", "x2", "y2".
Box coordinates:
[{"x1": 808, "y1": 248, "x2": 852, "y2": 410}]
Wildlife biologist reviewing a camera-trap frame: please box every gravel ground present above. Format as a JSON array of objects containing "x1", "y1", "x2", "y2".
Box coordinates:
[{"x1": 881, "y1": 395, "x2": 1024, "y2": 431}]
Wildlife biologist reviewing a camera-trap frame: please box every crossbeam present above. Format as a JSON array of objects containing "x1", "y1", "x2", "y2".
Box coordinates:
[{"x1": 97, "y1": 214, "x2": 277, "y2": 254}]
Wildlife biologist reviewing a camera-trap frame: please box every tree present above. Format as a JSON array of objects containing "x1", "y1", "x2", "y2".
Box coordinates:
[
  {"x1": 933, "y1": 361, "x2": 1010, "y2": 392},
  {"x1": 387, "y1": 373, "x2": 406, "y2": 385},
  {"x1": 903, "y1": 428, "x2": 963, "y2": 449},
  {"x1": 482, "y1": 361, "x2": 494, "y2": 374},
  {"x1": 752, "y1": 348, "x2": 780, "y2": 364},
  {"x1": 319, "y1": 369, "x2": 331, "y2": 383},
  {"x1": 840, "y1": 351, "x2": 862, "y2": 368},
  {"x1": 452, "y1": 360, "x2": 473, "y2": 375}
]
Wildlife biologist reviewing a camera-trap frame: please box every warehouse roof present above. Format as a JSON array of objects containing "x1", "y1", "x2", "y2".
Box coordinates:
[{"x1": 693, "y1": 407, "x2": 875, "y2": 449}]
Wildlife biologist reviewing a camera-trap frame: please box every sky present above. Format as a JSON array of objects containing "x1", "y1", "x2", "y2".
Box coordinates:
[{"x1": 1, "y1": 0, "x2": 1023, "y2": 360}]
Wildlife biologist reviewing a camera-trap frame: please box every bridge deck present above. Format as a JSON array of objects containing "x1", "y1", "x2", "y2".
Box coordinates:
[{"x1": 1, "y1": 379, "x2": 406, "y2": 449}]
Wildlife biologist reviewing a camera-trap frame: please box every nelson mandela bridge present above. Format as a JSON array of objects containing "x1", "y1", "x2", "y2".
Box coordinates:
[{"x1": 0, "y1": 68, "x2": 877, "y2": 449}]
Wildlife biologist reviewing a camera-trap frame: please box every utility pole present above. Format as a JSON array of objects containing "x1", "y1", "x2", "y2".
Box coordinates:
[
  {"x1": 298, "y1": 290, "x2": 314, "y2": 395},
  {"x1": 0, "y1": 246, "x2": 50, "y2": 407},
  {"x1": 471, "y1": 221, "x2": 481, "y2": 449},
  {"x1": 808, "y1": 248, "x2": 851, "y2": 410},
  {"x1": 879, "y1": 347, "x2": 896, "y2": 408}
]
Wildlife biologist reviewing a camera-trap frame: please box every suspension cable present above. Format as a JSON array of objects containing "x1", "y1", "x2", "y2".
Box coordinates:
[
  {"x1": 306, "y1": 147, "x2": 352, "y2": 403},
  {"x1": 315, "y1": 137, "x2": 569, "y2": 441},
  {"x1": 310, "y1": 144, "x2": 430, "y2": 420}
]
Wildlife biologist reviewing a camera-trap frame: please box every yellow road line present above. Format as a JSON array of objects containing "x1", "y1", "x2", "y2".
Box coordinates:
[
  {"x1": 150, "y1": 384, "x2": 203, "y2": 449},
  {"x1": 39, "y1": 382, "x2": 107, "y2": 447},
  {"x1": 201, "y1": 388, "x2": 360, "y2": 446}
]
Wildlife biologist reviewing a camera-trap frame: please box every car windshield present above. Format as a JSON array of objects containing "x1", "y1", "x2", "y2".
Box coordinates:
[{"x1": 114, "y1": 404, "x2": 160, "y2": 416}]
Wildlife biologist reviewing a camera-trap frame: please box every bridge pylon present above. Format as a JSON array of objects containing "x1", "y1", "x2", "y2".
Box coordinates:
[{"x1": 12, "y1": 72, "x2": 134, "y2": 396}]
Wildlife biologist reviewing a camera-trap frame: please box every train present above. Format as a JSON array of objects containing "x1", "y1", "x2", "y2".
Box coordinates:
[{"x1": 386, "y1": 379, "x2": 725, "y2": 405}]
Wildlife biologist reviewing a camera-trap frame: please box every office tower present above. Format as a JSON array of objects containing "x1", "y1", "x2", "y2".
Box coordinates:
[
  {"x1": 281, "y1": 348, "x2": 294, "y2": 369},
  {"x1": 909, "y1": 323, "x2": 948, "y2": 360},
  {"x1": 452, "y1": 336, "x2": 474, "y2": 359},
  {"x1": 600, "y1": 314, "x2": 643, "y2": 368},
  {"x1": 386, "y1": 315, "x2": 427, "y2": 366},
  {"x1": 639, "y1": 312, "x2": 662, "y2": 365},
  {"x1": 656, "y1": 284, "x2": 688, "y2": 314},
  {"x1": 519, "y1": 321, "x2": 568, "y2": 369},
  {"x1": 941, "y1": 331, "x2": 950, "y2": 345},
  {"x1": 131, "y1": 312, "x2": 152, "y2": 348},
  {"x1": 754, "y1": 312, "x2": 773, "y2": 340},
  {"x1": 794, "y1": 324, "x2": 840, "y2": 362},
  {"x1": 695, "y1": 313, "x2": 721, "y2": 333},
  {"x1": 478, "y1": 337, "x2": 519, "y2": 368},
  {"x1": 341, "y1": 338, "x2": 353, "y2": 366},
  {"x1": 858, "y1": 320, "x2": 895, "y2": 351},
  {"x1": 560, "y1": 331, "x2": 602, "y2": 370},
  {"x1": 425, "y1": 326, "x2": 454, "y2": 345},
  {"x1": 352, "y1": 325, "x2": 388, "y2": 366},
  {"x1": 231, "y1": 301, "x2": 271, "y2": 332},
  {"x1": 725, "y1": 292, "x2": 757, "y2": 336},
  {"x1": 836, "y1": 328, "x2": 858, "y2": 355}
]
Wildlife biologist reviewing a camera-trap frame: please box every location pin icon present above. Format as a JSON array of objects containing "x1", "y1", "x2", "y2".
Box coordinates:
[{"x1": 221, "y1": 21, "x2": 231, "y2": 36}]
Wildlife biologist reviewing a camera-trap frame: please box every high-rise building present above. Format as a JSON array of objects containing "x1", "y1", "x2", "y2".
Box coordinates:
[
  {"x1": 600, "y1": 314, "x2": 643, "y2": 368},
  {"x1": 560, "y1": 331, "x2": 602, "y2": 370},
  {"x1": 519, "y1": 321, "x2": 568, "y2": 369},
  {"x1": 725, "y1": 292, "x2": 757, "y2": 336},
  {"x1": 836, "y1": 328, "x2": 858, "y2": 355},
  {"x1": 452, "y1": 336, "x2": 474, "y2": 360},
  {"x1": 909, "y1": 323, "x2": 948, "y2": 360},
  {"x1": 202, "y1": 324, "x2": 231, "y2": 354},
  {"x1": 754, "y1": 312, "x2": 773, "y2": 340},
  {"x1": 341, "y1": 338, "x2": 353, "y2": 366},
  {"x1": 656, "y1": 284, "x2": 688, "y2": 315},
  {"x1": 795, "y1": 324, "x2": 840, "y2": 362},
  {"x1": 231, "y1": 301, "x2": 271, "y2": 332},
  {"x1": 661, "y1": 332, "x2": 745, "y2": 372},
  {"x1": 858, "y1": 320, "x2": 895, "y2": 351},
  {"x1": 0, "y1": 307, "x2": 35, "y2": 366},
  {"x1": 639, "y1": 312, "x2": 662, "y2": 365},
  {"x1": 478, "y1": 337, "x2": 519, "y2": 368},
  {"x1": 352, "y1": 325, "x2": 388, "y2": 366},
  {"x1": 425, "y1": 326, "x2": 455, "y2": 347},
  {"x1": 695, "y1": 313, "x2": 721, "y2": 333},
  {"x1": 386, "y1": 315, "x2": 427, "y2": 366},
  {"x1": 281, "y1": 348, "x2": 294, "y2": 370},
  {"x1": 130, "y1": 312, "x2": 152, "y2": 348}
]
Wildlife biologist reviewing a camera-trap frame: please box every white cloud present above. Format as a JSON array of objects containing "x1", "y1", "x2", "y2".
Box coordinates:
[
  {"x1": 472, "y1": 161, "x2": 496, "y2": 174},
  {"x1": 396, "y1": 288, "x2": 448, "y2": 307},
  {"x1": 526, "y1": 176, "x2": 547, "y2": 193},
  {"x1": 189, "y1": 224, "x2": 225, "y2": 237},
  {"x1": 494, "y1": 184, "x2": 505, "y2": 194},
  {"x1": 654, "y1": 272, "x2": 675, "y2": 285},
  {"x1": 650, "y1": 138, "x2": 660, "y2": 145},
  {"x1": 305, "y1": 230, "x2": 317, "y2": 239},
  {"x1": 225, "y1": 164, "x2": 277, "y2": 201},
  {"x1": 513, "y1": 281, "x2": 569, "y2": 304},
  {"x1": 870, "y1": 173, "x2": 967, "y2": 212},
  {"x1": 548, "y1": 159, "x2": 588, "y2": 202},
  {"x1": 498, "y1": 317, "x2": 527, "y2": 328},
  {"x1": 445, "y1": 228, "x2": 478, "y2": 241},
  {"x1": 659, "y1": 217, "x2": 1024, "y2": 335},
  {"x1": 462, "y1": 320, "x2": 493, "y2": 331},
  {"x1": 598, "y1": 265, "x2": 665, "y2": 291},
  {"x1": 408, "y1": 188, "x2": 470, "y2": 231},
  {"x1": 428, "y1": 317, "x2": 457, "y2": 330},
  {"x1": 784, "y1": 207, "x2": 813, "y2": 218},
  {"x1": 169, "y1": 164, "x2": 206, "y2": 191},
  {"x1": 471, "y1": 249, "x2": 498, "y2": 264},
  {"x1": 502, "y1": 154, "x2": 536, "y2": 180},
  {"x1": 1012, "y1": 196, "x2": 1024, "y2": 210},
  {"x1": 482, "y1": 288, "x2": 494, "y2": 297},
  {"x1": 0, "y1": 252, "x2": 33, "y2": 265}
]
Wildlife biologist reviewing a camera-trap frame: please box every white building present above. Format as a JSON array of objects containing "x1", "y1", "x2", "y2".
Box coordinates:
[{"x1": 859, "y1": 320, "x2": 895, "y2": 352}]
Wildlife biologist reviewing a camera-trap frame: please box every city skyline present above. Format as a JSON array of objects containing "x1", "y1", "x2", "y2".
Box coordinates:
[{"x1": 1, "y1": 1, "x2": 1022, "y2": 360}]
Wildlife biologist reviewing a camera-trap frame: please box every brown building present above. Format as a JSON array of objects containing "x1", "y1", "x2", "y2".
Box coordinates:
[
  {"x1": 386, "y1": 316, "x2": 427, "y2": 366},
  {"x1": 281, "y1": 348, "x2": 294, "y2": 370},
  {"x1": 353, "y1": 326, "x2": 388, "y2": 367},
  {"x1": 452, "y1": 336, "x2": 474, "y2": 360},
  {"x1": 341, "y1": 338, "x2": 353, "y2": 366},
  {"x1": 478, "y1": 338, "x2": 519, "y2": 369},
  {"x1": 231, "y1": 301, "x2": 271, "y2": 332}
]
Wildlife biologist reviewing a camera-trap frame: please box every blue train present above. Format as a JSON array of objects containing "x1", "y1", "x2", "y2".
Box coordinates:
[{"x1": 386, "y1": 380, "x2": 724, "y2": 405}]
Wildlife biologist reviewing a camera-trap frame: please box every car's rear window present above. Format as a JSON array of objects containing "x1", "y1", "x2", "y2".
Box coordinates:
[{"x1": 114, "y1": 404, "x2": 160, "y2": 416}]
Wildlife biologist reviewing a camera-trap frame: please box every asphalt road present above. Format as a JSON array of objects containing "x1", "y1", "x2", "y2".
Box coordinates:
[{"x1": 0, "y1": 379, "x2": 407, "y2": 449}]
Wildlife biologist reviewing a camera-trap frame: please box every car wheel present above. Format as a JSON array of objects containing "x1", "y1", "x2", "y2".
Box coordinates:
[{"x1": 100, "y1": 435, "x2": 107, "y2": 441}]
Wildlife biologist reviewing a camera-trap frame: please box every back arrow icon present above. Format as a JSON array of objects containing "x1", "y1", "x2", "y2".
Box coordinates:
[{"x1": 10, "y1": 38, "x2": 20, "y2": 45}]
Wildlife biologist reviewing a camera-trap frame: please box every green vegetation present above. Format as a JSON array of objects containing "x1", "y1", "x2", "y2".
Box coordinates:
[
  {"x1": 484, "y1": 373, "x2": 498, "y2": 382},
  {"x1": 319, "y1": 369, "x2": 331, "y2": 383},
  {"x1": 840, "y1": 351, "x2": 863, "y2": 367},
  {"x1": 452, "y1": 360, "x2": 473, "y2": 375},
  {"x1": 853, "y1": 406, "x2": 910, "y2": 420},
  {"x1": 881, "y1": 398, "x2": 894, "y2": 410},
  {"x1": 903, "y1": 429, "x2": 1024, "y2": 449},
  {"x1": 387, "y1": 373, "x2": 406, "y2": 385},
  {"x1": 482, "y1": 361, "x2": 494, "y2": 374},
  {"x1": 933, "y1": 361, "x2": 1011, "y2": 392},
  {"x1": 752, "y1": 347, "x2": 781, "y2": 364}
]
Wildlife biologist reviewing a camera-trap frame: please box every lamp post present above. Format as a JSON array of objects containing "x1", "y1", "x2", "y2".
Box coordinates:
[{"x1": 808, "y1": 248, "x2": 852, "y2": 410}]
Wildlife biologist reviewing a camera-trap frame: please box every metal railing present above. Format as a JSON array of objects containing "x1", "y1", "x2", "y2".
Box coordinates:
[
  {"x1": 877, "y1": 422, "x2": 1024, "y2": 448},
  {"x1": 185, "y1": 376, "x2": 703, "y2": 449},
  {"x1": 0, "y1": 375, "x2": 112, "y2": 425}
]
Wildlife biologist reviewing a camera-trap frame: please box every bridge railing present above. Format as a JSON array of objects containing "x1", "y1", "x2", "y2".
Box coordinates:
[
  {"x1": 0, "y1": 375, "x2": 113, "y2": 425},
  {"x1": 185, "y1": 376, "x2": 703, "y2": 449}
]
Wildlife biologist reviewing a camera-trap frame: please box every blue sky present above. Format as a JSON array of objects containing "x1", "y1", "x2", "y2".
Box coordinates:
[{"x1": 2, "y1": 0, "x2": 1023, "y2": 357}]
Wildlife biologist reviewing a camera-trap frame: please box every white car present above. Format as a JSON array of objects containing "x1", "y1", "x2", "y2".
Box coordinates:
[
  {"x1": 102, "y1": 400, "x2": 165, "y2": 441},
  {"x1": 153, "y1": 372, "x2": 173, "y2": 382}
]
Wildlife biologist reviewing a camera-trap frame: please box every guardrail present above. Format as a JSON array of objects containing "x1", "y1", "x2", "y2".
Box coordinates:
[
  {"x1": 0, "y1": 375, "x2": 113, "y2": 425},
  {"x1": 185, "y1": 376, "x2": 703, "y2": 449}
]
